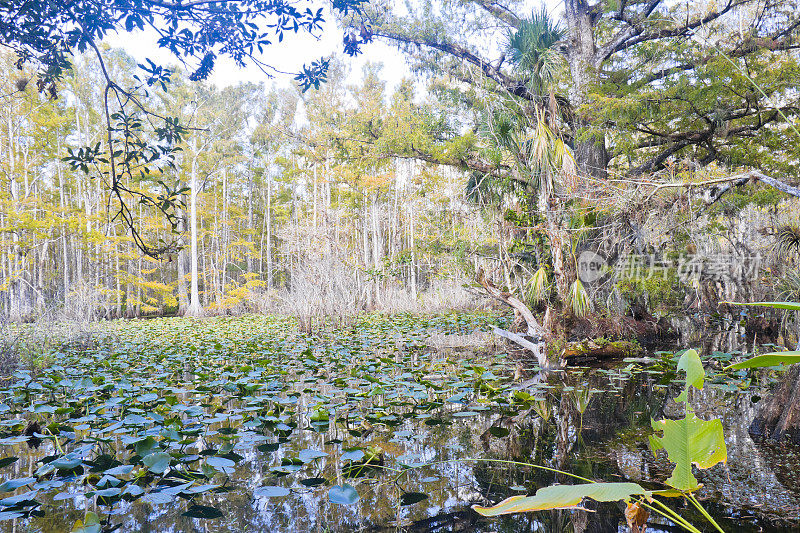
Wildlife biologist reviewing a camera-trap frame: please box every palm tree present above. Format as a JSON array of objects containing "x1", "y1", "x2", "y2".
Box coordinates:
[{"x1": 479, "y1": 7, "x2": 581, "y2": 316}]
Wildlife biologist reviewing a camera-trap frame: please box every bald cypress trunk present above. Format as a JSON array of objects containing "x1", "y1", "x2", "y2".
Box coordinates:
[
  {"x1": 564, "y1": 0, "x2": 608, "y2": 179},
  {"x1": 749, "y1": 365, "x2": 800, "y2": 444}
]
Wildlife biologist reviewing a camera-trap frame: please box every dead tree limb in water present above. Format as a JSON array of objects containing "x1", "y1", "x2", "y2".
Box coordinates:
[
  {"x1": 477, "y1": 268, "x2": 546, "y2": 337},
  {"x1": 476, "y1": 269, "x2": 550, "y2": 367}
]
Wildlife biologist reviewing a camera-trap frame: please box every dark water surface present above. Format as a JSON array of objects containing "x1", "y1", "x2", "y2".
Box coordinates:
[{"x1": 0, "y1": 314, "x2": 798, "y2": 532}]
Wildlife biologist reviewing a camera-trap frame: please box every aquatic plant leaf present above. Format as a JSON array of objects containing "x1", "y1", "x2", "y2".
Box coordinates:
[
  {"x1": 0, "y1": 477, "x2": 35, "y2": 492},
  {"x1": 206, "y1": 456, "x2": 235, "y2": 472},
  {"x1": 488, "y1": 426, "x2": 510, "y2": 438},
  {"x1": 341, "y1": 449, "x2": 365, "y2": 462},
  {"x1": 182, "y1": 504, "x2": 224, "y2": 519},
  {"x1": 122, "y1": 485, "x2": 145, "y2": 497},
  {"x1": 142, "y1": 491, "x2": 173, "y2": 505},
  {"x1": 400, "y1": 492, "x2": 428, "y2": 506},
  {"x1": 253, "y1": 486, "x2": 290, "y2": 498},
  {"x1": 52, "y1": 457, "x2": 82, "y2": 470},
  {"x1": 0, "y1": 490, "x2": 38, "y2": 507},
  {"x1": 625, "y1": 501, "x2": 649, "y2": 533},
  {"x1": 725, "y1": 351, "x2": 800, "y2": 370},
  {"x1": 298, "y1": 449, "x2": 328, "y2": 463},
  {"x1": 677, "y1": 349, "x2": 704, "y2": 392},
  {"x1": 183, "y1": 484, "x2": 220, "y2": 494},
  {"x1": 0, "y1": 458, "x2": 18, "y2": 469},
  {"x1": 329, "y1": 484, "x2": 359, "y2": 505},
  {"x1": 473, "y1": 482, "x2": 648, "y2": 516},
  {"x1": 300, "y1": 477, "x2": 326, "y2": 487},
  {"x1": 103, "y1": 465, "x2": 134, "y2": 476},
  {"x1": 650, "y1": 413, "x2": 727, "y2": 492},
  {"x1": 92, "y1": 487, "x2": 121, "y2": 498},
  {"x1": 142, "y1": 452, "x2": 171, "y2": 474},
  {"x1": 134, "y1": 436, "x2": 158, "y2": 457},
  {"x1": 71, "y1": 512, "x2": 101, "y2": 533},
  {"x1": 723, "y1": 301, "x2": 800, "y2": 311}
]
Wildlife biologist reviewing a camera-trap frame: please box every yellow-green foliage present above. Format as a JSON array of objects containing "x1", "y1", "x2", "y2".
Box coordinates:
[{"x1": 617, "y1": 273, "x2": 684, "y2": 316}]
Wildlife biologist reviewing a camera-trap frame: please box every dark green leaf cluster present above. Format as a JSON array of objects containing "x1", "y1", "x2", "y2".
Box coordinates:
[{"x1": 0, "y1": 0, "x2": 369, "y2": 88}]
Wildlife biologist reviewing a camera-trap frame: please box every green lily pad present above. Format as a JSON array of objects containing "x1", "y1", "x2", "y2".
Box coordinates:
[
  {"x1": 328, "y1": 484, "x2": 359, "y2": 505},
  {"x1": 182, "y1": 505, "x2": 224, "y2": 519},
  {"x1": 142, "y1": 452, "x2": 171, "y2": 475}
]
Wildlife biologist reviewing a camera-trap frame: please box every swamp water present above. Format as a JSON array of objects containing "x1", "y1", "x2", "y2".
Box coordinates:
[{"x1": 0, "y1": 313, "x2": 799, "y2": 532}]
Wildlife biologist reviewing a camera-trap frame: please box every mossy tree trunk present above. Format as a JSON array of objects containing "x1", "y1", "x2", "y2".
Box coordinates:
[{"x1": 749, "y1": 365, "x2": 800, "y2": 444}]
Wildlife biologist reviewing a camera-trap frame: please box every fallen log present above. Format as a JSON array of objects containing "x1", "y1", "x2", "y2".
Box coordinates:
[{"x1": 561, "y1": 339, "x2": 643, "y2": 364}]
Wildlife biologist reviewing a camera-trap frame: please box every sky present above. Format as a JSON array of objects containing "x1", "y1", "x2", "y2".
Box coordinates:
[
  {"x1": 107, "y1": 5, "x2": 414, "y2": 94},
  {"x1": 107, "y1": 0, "x2": 562, "y2": 96}
]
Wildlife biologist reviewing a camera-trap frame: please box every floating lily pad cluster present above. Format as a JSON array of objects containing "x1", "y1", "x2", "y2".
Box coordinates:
[{"x1": 0, "y1": 312, "x2": 528, "y2": 529}]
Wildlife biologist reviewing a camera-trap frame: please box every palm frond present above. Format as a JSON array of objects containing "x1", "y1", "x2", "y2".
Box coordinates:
[
  {"x1": 567, "y1": 278, "x2": 591, "y2": 318},
  {"x1": 777, "y1": 270, "x2": 800, "y2": 301},
  {"x1": 527, "y1": 266, "x2": 549, "y2": 305},
  {"x1": 776, "y1": 224, "x2": 800, "y2": 257},
  {"x1": 507, "y1": 7, "x2": 566, "y2": 94}
]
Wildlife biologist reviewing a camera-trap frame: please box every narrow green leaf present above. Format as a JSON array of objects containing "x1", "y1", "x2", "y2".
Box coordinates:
[
  {"x1": 473, "y1": 482, "x2": 648, "y2": 516},
  {"x1": 722, "y1": 301, "x2": 800, "y2": 311},
  {"x1": 677, "y1": 349, "x2": 704, "y2": 391},
  {"x1": 724, "y1": 351, "x2": 800, "y2": 370}
]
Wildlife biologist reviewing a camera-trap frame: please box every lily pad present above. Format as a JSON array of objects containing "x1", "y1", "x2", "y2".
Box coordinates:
[
  {"x1": 142, "y1": 452, "x2": 171, "y2": 474},
  {"x1": 328, "y1": 484, "x2": 359, "y2": 505},
  {"x1": 182, "y1": 505, "x2": 224, "y2": 519},
  {"x1": 254, "y1": 486, "x2": 290, "y2": 498}
]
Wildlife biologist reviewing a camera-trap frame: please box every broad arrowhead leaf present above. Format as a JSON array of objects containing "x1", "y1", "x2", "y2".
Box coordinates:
[
  {"x1": 677, "y1": 349, "x2": 704, "y2": 391},
  {"x1": 650, "y1": 413, "x2": 727, "y2": 492},
  {"x1": 472, "y1": 482, "x2": 648, "y2": 516},
  {"x1": 725, "y1": 351, "x2": 800, "y2": 370}
]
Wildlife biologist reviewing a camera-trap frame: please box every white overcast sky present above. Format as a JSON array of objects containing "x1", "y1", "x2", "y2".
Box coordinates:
[{"x1": 108, "y1": 0, "x2": 561, "y2": 93}]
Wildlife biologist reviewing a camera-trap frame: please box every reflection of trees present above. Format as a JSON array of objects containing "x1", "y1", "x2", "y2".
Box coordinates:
[
  {"x1": 17, "y1": 335, "x2": 800, "y2": 532},
  {"x1": 469, "y1": 369, "x2": 662, "y2": 532}
]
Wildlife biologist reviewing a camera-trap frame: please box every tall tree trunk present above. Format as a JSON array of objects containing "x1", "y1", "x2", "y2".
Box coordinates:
[
  {"x1": 313, "y1": 162, "x2": 318, "y2": 230},
  {"x1": 749, "y1": 365, "x2": 800, "y2": 444},
  {"x1": 266, "y1": 172, "x2": 273, "y2": 288},
  {"x1": 114, "y1": 235, "x2": 122, "y2": 318},
  {"x1": 564, "y1": 0, "x2": 608, "y2": 179},
  {"x1": 409, "y1": 199, "x2": 417, "y2": 300},
  {"x1": 57, "y1": 143, "x2": 70, "y2": 304},
  {"x1": 186, "y1": 146, "x2": 203, "y2": 317},
  {"x1": 247, "y1": 175, "x2": 254, "y2": 274},
  {"x1": 7, "y1": 112, "x2": 22, "y2": 322},
  {"x1": 176, "y1": 204, "x2": 188, "y2": 315}
]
